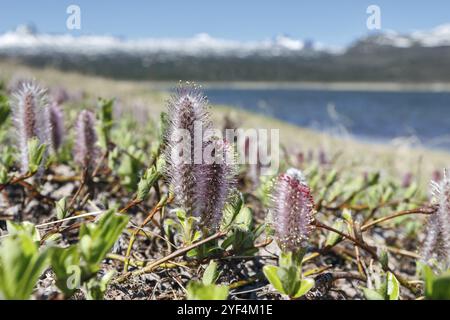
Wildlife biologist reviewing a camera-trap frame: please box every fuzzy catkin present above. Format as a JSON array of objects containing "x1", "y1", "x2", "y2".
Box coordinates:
[
  {"x1": 164, "y1": 83, "x2": 211, "y2": 215},
  {"x1": 74, "y1": 110, "x2": 99, "y2": 170},
  {"x1": 48, "y1": 103, "x2": 64, "y2": 152},
  {"x1": 422, "y1": 169, "x2": 450, "y2": 266},
  {"x1": 196, "y1": 139, "x2": 238, "y2": 230},
  {"x1": 11, "y1": 81, "x2": 51, "y2": 173},
  {"x1": 270, "y1": 168, "x2": 315, "y2": 252}
]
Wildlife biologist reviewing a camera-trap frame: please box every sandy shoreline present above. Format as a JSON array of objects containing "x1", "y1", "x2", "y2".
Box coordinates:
[{"x1": 146, "y1": 81, "x2": 450, "y2": 93}]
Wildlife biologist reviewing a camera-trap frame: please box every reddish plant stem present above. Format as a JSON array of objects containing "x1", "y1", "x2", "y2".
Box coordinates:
[
  {"x1": 314, "y1": 221, "x2": 378, "y2": 257},
  {"x1": 0, "y1": 172, "x2": 34, "y2": 192},
  {"x1": 67, "y1": 168, "x2": 88, "y2": 213},
  {"x1": 91, "y1": 150, "x2": 109, "y2": 178},
  {"x1": 119, "y1": 198, "x2": 142, "y2": 214},
  {"x1": 314, "y1": 220, "x2": 419, "y2": 294},
  {"x1": 361, "y1": 206, "x2": 435, "y2": 231},
  {"x1": 116, "y1": 231, "x2": 227, "y2": 283}
]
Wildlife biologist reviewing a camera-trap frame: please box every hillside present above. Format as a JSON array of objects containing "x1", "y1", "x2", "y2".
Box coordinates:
[{"x1": 2, "y1": 24, "x2": 450, "y2": 82}]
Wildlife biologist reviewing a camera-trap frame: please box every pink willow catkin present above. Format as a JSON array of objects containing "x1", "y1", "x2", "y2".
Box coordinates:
[
  {"x1": 11, "y1": 81, "x2": 51, "y2": 173},
  {"x1": 164, "y1": 84, "x2": 211, "y2": 215},
  {"x1": 74, "y1": 110, "x2": 100, "y2": 171},
  {"x1": 197, "y1": 139, "x2": 238, "y2": 230},
  {"x1": 422, "y1": 169, "x2": 450, "y2": 266},
  {"x1": 270, "y1": 168, "x2": 315, "y2": 252},
  {"x1": 48, "y1": 103, "x2": 64, "y2": 152}
]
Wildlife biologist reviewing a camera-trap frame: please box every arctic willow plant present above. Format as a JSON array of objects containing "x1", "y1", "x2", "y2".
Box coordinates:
[
  {"x1": 270, "y1": 168, "x2": 315, "y2": 253},
  {"x1": 422, "y1": 169, "x2": 450, "y2": 269},
  {"x1": 164, "y1": 83, "x2": 211, "y2": 215},
  {"x1": 74, "y1": 110, "x2": 100, "y2": 172},
  {"x1": 163, "y1": 84, "x2": 238, "y2": 252},
  {"x1": 11, "y1": 81, "x2": 51, "y2": 173},
  {"x1": 263, "y1": 168, "x2": 316, "y2": 299}
]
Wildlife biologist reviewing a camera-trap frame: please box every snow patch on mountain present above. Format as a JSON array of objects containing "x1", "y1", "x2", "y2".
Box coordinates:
[
  {"x1": 0, "y1": 26, "x2": 323, "y2": 57},
  {"x1": 1, "y1": 23, "x2": 450, "y2": 58},
  {"x1": 364, "y1": 24, "x2": 450, "y2": 48},
  {"x1": 411, "y1": 24, "x2": 450, "y2": 47}
]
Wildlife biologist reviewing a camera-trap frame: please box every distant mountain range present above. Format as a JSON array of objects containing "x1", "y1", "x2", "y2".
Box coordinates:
[{"x1": 1, "y1": 24, "x2": 450, "y2": 82}]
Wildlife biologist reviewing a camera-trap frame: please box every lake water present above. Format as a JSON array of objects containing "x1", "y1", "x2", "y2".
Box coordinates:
[{"x1": 203, "y1": 88, "x2": 450, "y2": 150}]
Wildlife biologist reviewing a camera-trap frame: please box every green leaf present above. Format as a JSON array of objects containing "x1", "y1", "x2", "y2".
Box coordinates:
[
  {"x1": 293, "y1": 278, "x2": 315, "y2": 298},
  {"x1": 221, "y1": 233, "x2": 235, "y2": 250},
  {"x1": 50, "y1": 245, "x2": 81, "y2": 297},
  {"x1": 226, "y1": 229, "x2": 257, "y2": 255},
  {"x1": 429, "y1": 273, "x2": 450, "y2": 300},
  {"x1": 277, "y1": 265, "x2": 301, "y2": 296},
  {"x1": 175, "y1": 208, "x2": 187, "y2": 224},
  {"x1": 202, "y1": 261, "x2": 220, "y2": 285},
  {"x1": 0, "y1": 223, "x2": 49, "y2": 300},
  {"x1": 363, "y1": 288, "x2": 385, "y2": 300},
  {"x1": 279, "y1": 251, "x2": 304, "y2": 269},
  {"x1": 255, "y1": 175, "x2": 276, "y2": 207},
  {"x1": 7, "y1": 221, "x2": 40, "y2": 242},
  {"x1": 55, "y1": 197, "x2": 69, "y2": 220},
  {"x1": 97, "y1": 98, "x2": 114, "y2": 149},
  {"x1": 325, "y1": 169, "x2": 338, "y2": 187},
  {"x1": 418, "y1": 262, "x2": 450, "y2": 299},
  {"x1": 84, "y1": 270, "x2": 116, "y2": 300},
  {"x1": 378, "y1": 248, "x2": 389, "y2": 270},
  {"x1": 0, "y1": 165, "x2": 8, "y2": 184},
  {"x1": 382, "y1": 186, "x2": 394, "y2": 203},
  {"x1": 367, "y1": 172, "x2": 380, "y2": 186},
  {"x1": 404, "y1": 182, "x2": 418, "y2": 199},
  {"x1": 158, "y1": 112, "x2": 169, "y2": 143},
  {"x1": 375, "y1": 278, "x2": 387, "y2": 298},
  {"x1": 419, "y1": 262, "x2": 436, "y2": 297},
  {"x1": 324, "y1": 218, "x2": 344, "y2": 247},
  {"x1": 173, "y1": 208, "x2": 200, "y2": 245},
  {"x1": 220, "y1": 192, "x2": 244, "y2": 231},
  {"x1": 114, "y1": 146, "x2": 145, "y2": 191},
  {"x1": 186, "y1": 281, "x2": 228, "y2": 300},
  {"x1": 136, "y1": 165, "x2": 162, "y2": 201},
  {"x1": 49, "y1": 209, "x2": 128, "y2": 298},
  {"x1": 0, "y1": 94, "x2": 10, "y2": 128},
  {"x1": 43, "y1": 233, "x2": 62, "y2": 246},
  {"x1": 233, "y1": 206, "x2": 253, "y2": 232},
  {"x1": 263, "y1": 265, "x2": 285, "y2": 295},
  {"x1": 278, "y1": 251, "x2": 293, "y2": 268},
  {"x1": 386, "y1": 272, "x2": 400, "y2": 300},
  {"x1": 342, "y1": 208, "x2": 353, "y2": 223},
  {"x1": 27, "y1": 137, "x2": 47, "y2": 173},
  {"x1": 79, "y1": 209, "x2": 129, "y2": 275}
]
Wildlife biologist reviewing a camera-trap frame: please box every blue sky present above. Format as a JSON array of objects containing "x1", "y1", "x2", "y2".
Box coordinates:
[{"x1": 0, "y1": 0, "x2": 449, "y2": 46}]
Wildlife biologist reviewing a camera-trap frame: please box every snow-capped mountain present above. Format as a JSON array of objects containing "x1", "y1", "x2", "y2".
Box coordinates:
[
  {"x1": 355, "y1": 24, "x2": 450, "y2": 48},
  {"x1": 1, "y1": 24, "x2": 450, "y2": 82},
  {"x1": 0, "y1": 25, "x2": 325, "y2": 57},
  {"x1": 411, "y1": 24, "x2": 450, "y2": 47},
  {"x1": 1, "y1": 23, "x2": 450, "y2": 58}
]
